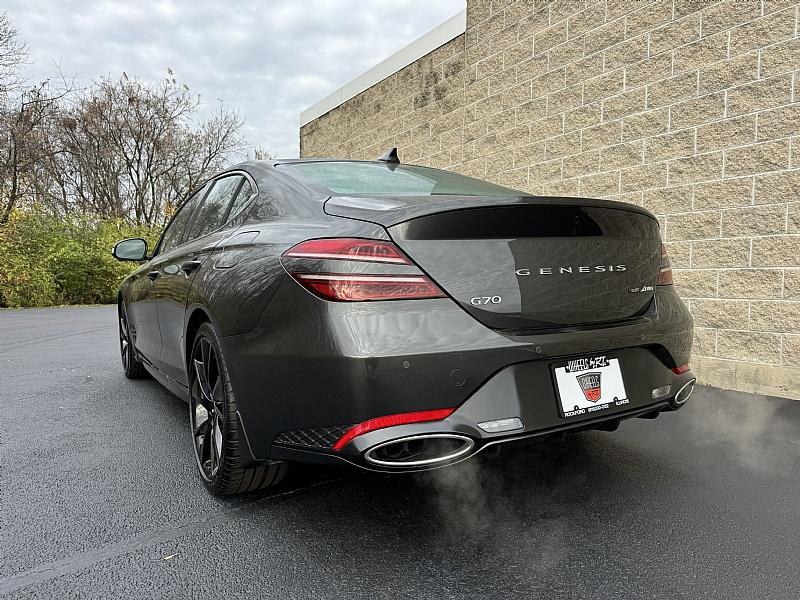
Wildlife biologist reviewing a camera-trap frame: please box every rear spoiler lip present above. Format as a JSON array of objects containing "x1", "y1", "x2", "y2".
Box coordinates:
[{"x1": 323, "y1": 194, "x2": 658, "y2": 228}]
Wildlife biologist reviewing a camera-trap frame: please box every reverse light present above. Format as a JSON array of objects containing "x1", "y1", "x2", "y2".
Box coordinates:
[
  {"x1": 332, "y1": 408, "x2": 456, "y2": 451},
  {"x1": 672, "y1": 364, "x2": 690, "y2": 375},
  {"x1": 657, "y1": 243, "x2": 673, "y2": 285},
  {"x1": 283, "y1": 238, "x2": 446, "y2": 302},
  {"x1": 284, "y1": 238, "x2": 411, "y2": 264}
]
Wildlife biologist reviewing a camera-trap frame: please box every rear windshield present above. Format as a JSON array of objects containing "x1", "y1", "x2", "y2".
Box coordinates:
[{"x1": 280, "y1": 161, "x2": 522, "y2": 197}]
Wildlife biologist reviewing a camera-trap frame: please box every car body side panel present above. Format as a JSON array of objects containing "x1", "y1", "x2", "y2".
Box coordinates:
[
  {"x1": 125, "y1": 267, "x2": 162, "y2": 365},
  {"x1": 154, "y1": 226, "x2": 236, "y2": 385}
]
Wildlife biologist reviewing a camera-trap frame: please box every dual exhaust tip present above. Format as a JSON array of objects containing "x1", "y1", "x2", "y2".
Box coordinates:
[{"x1": 364, "y1": 433, "x2": 474, "y2": 468}]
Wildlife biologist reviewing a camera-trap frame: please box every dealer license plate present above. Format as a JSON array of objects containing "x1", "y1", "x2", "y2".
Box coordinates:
[{"x1": 553, "y1": 355, "x2": 629, "y2": 418}]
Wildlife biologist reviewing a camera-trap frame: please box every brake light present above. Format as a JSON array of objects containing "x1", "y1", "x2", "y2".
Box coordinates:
[
  {"x1": 284, "y1": 238, "x2": 411, "y2": 264},
  {"x1": 657, "y1": 243, "x2": 673, "y2": 285},
  {"x1": 332, "y1": 408, "x2": 455, "y2": 451},
  {"x1": 283, "y1": 238, "x2": 446, "y2": 302},
  {"x1": 292, "y1": 273, "x2": 445, "y2": 301},
  {"x1": 672, "y1": 364, "x2": 690, "y2": 375}
]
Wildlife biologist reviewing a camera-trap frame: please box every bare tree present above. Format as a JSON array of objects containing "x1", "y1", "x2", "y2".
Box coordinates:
[
  {"x1": 40, "y1": 72, "x2": 245, "y2": 225},
  {"x1": 0, "y1": 12, "x2": 27, "y2": 95},
  {"x1": 163, "y1": 103, "x2": 246, "y2": 221},
  {"x1": 0, "y1": 13, "x2": 248, "y2": 226},
  {"x1": 0, "y1": 80, "x2": 71, "y2": 223},
  {"x1": 252, "y1": 146, "x2": 273, "y2": 161}
]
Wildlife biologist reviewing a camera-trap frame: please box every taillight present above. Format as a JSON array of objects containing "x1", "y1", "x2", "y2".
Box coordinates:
[
  {"x1": 332, "y1": 408, "x2": 455, "y2": 451},
  {"x1": 672, "y1": 364, "x2": 690, "y2": 374},
  {"x1": 284, "y1": 238, "x2": 411, "y2": 264},
  {"x1": 283, "y1": 238, "x2": 446, "y2": 302},
  {"x1": 657, "y1": 243, "x2": 673, "y2": 285},
  {"x1": 292, "y1": 273, "x2": 444, "y2": 301}
]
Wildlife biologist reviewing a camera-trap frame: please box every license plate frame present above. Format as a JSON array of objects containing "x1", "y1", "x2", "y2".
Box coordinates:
[{"x1": 552, "y1": 355, "x2": 630, "y2": 419}]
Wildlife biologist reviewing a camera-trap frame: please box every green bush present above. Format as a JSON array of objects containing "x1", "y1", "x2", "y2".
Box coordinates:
[{"x1": 0, "y1": 209, "x2": 160, "y2": 308}]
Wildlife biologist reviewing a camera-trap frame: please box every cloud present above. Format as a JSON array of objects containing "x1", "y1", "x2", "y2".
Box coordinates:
[{"x1": 4, "y1": 0, "x2": 465, "y2": 158}]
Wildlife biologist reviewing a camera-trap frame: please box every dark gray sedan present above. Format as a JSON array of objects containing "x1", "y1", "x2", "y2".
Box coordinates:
[{"x1": 113, "y1": 152, "x2": 694, "y2": 495}]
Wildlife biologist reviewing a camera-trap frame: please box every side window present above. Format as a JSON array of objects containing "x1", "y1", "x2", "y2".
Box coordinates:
[
  {"x1": 158, "y1": 183, "x2": 210, "y2": 254},
  {"x1": 227, "y1": 179, "x2": 253, "y2": 220},
  {"x1": 186, "y1": 176, "x2": 244, "y2": 241}
]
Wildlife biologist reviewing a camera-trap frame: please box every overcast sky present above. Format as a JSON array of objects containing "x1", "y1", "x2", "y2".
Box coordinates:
[{"x1": 4, "y1": 0, "x2": 464, "y2": 158}]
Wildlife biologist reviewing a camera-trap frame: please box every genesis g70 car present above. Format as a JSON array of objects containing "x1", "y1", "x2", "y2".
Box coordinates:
[{"x1": 113, "y1": 150, "x2": 694, "y2": 495}]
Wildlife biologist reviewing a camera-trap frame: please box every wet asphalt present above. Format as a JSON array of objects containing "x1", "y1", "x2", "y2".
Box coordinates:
[{"x1": 1, "y1": 305, "x2": 798, "y2": 599}]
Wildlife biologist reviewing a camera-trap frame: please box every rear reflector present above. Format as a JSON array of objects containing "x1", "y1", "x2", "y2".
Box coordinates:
[
  {"x1": 332, "y1": 408, "x2": 456, "y2": 451},
  {"x1": 292, "y1": 273, "x2": 445, "y2": 302},
  {"x1": 652, "y1": 384, "x2": 672, "y2": 399},
  {"x1": 657, "y1": 243, "x2": 673, "y2": 285},
  {"x1": 672, "y1": 364, "x2": 690, "y2": 374},
  {"x1": 477, "y1": 417, "x2": 524, "y2": 433},
  {"x1": 284, "y1": 238, "x2": 411, "y2": 264}
]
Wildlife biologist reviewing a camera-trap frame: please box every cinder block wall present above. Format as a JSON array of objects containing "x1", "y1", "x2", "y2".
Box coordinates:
[{"x1": 300, "y1": 0, "x2": 800, "y2": 400}]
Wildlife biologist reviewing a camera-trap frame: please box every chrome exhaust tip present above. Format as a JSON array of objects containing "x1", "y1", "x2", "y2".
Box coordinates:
[
  {"x1": 363, "y1": 433, "x2": 474, "y2": 468},
  {"x1": 672, "y1": 378, "x2": 696, "y2": 407}
]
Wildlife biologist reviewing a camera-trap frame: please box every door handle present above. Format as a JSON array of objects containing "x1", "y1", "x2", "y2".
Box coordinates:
[
  {"x1": 181, "y1": 260, "x2": 203, "y2": 275},
  {"x1": 147, "y1": 270, "x2": 160, "y2": 281}
]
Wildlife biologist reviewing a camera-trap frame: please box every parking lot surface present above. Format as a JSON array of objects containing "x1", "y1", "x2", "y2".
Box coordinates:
[{"x1": 1, "y1": 306, "x2": 798, "y2": 599}]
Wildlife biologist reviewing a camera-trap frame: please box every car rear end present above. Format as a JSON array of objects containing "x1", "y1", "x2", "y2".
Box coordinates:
[{"x1": 227, "y1": 161, "x2": 694, "y2": 472}]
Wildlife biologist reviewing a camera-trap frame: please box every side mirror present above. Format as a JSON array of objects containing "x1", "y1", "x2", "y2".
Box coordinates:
[{"x1": 113, "y1": 238, "x2": 148, "y2": 262}]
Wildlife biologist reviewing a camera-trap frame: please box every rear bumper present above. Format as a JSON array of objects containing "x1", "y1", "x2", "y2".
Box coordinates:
[
  {"x1": 269, "y1": 395, "x2": 691, "y2": 472},
  {"x1": 268, "y1": 359, "x2": 695, "y2": 472},
  {"x1": 223, "y1": 283, "x2": 693, "y2": 468}
]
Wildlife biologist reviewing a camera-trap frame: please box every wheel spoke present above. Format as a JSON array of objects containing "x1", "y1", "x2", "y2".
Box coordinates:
[
  {"x1": 193, "y1": 359, "x2": 214, "y2": 408},
  {"x1": 119, "y1": 314, "x2": 130, "y2": 368},
  {"x1": 202, "y1": 421, "x2": 213, "y2": 465},
  {"x1": 213, "y1": 418, "x2": 222, "y2": 462}
]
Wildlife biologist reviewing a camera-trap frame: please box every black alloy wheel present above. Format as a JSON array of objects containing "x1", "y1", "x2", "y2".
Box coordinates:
[
  {"x1": 119, "y1": 303, "x2": 147, "y2": 379},
  {"x1": 190, "y1": 335, "x2": 224, "y2": 481},
  {"x1": 188, "y1": 322, "x2": 287, "y2": 495}
]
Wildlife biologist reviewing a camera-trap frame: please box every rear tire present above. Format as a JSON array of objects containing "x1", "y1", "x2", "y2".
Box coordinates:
[
  {"x1": 189, "y1": 321, "x2": 287, "y2": 496},
  {"x1": 119, "y1": 302, "x2": 148, "y2": 379}
]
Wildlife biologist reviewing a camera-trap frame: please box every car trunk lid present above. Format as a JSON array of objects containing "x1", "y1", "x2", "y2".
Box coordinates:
[{"x1": 325, "y1": 195, "x2": 661, "y2": 330}]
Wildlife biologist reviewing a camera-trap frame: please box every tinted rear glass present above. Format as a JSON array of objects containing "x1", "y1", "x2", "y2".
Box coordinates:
[{"x1": 281, "y1": 161, "x2": 522, "y2": 197}]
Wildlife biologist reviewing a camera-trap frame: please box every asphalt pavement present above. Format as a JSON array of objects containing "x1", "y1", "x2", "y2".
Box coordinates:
[{"x1": 1, "y1": 305, "x2": 798, "y2": 599}]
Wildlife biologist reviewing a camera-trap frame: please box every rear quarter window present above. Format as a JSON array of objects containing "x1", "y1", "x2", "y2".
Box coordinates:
[{"x1": 187, "y1": 175, "x2": 244, "y2": 240}]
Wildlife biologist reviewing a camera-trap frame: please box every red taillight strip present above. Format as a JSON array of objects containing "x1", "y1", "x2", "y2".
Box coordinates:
[
  {"x1": 284, "y1": 238, "x2": 412, "y2": 264},
  {"x1": 295, "y1": 274, "x2": 431, "y2": 283},
  {"x1": 332, "y1": 408, "x2": 456, "y2": 451},
  {"x1": 285, "y1": 251, "x2": 408, "y2": 264},
  {"x1": 672, "y1": 364, "x2": 690, "y2": 374}
]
